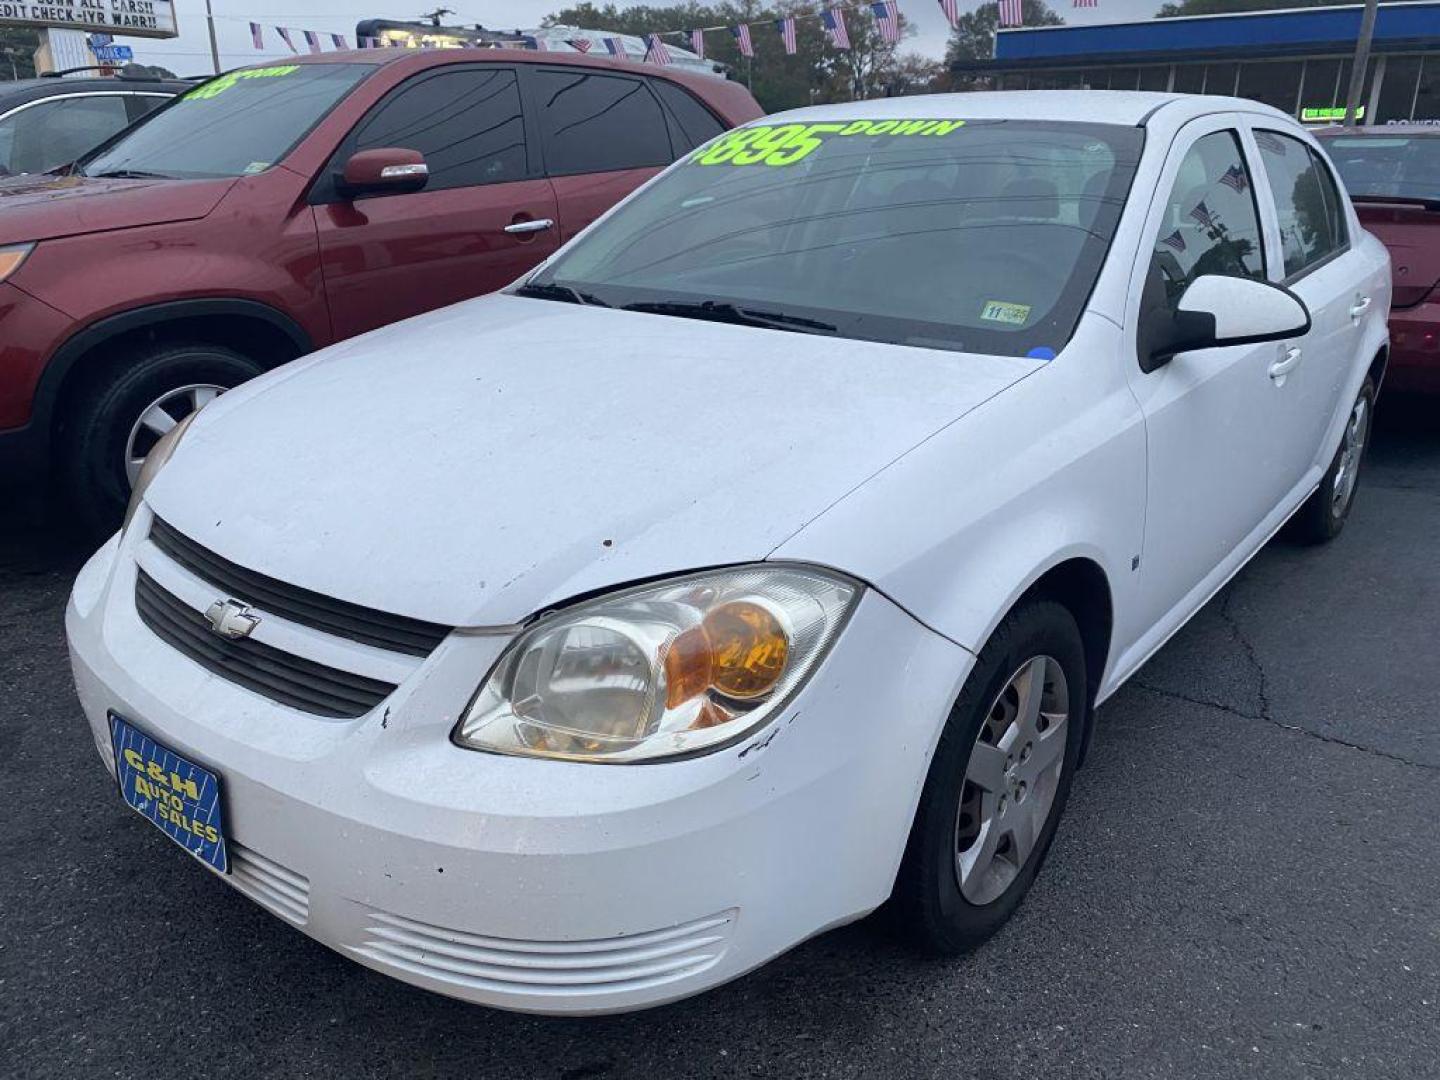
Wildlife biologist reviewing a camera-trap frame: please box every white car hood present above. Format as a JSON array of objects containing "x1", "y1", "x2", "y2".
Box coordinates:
[{"x1": 147, "y1": 295, "x2": 1038, "y2": 627}]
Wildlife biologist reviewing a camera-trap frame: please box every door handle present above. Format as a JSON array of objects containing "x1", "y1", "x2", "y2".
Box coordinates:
[
  {"x1": 504, "y1": 218, "x2": 554, "y2": 235},
  {"x1": 1349, "y1": 295, "x2": 1371, "y2": 319},
  {"x1": 1269, "y1": 346, "x2": 1303, "y2": 383}
]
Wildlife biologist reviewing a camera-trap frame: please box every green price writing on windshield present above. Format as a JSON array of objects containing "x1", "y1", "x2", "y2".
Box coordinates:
[
  {"x1": 184, "y1": 66, "x2": 300, "y2": 101},
  {"x1": 692, "y1": 119, "x2": 966, "y2": 167}
]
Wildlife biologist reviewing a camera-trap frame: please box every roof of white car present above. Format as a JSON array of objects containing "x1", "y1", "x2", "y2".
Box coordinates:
[{"x1": 767, "y1": 91, "x2": 1292, "y2": 128}]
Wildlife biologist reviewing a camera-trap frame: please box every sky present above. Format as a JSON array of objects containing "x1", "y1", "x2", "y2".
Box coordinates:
[{"x1": 101, "y1": 0, "x2": 1169, "y2": 75}]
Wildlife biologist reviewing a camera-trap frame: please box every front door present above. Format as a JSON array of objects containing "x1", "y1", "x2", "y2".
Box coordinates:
[
  {"x1": 1123, "y1": 116, "x2": 1312, "y2": 636},
  {"x1": 313, "y1": 65, "x2": 560, "y2": 341}
]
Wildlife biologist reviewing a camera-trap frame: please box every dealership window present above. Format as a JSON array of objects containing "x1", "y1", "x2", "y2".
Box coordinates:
[
  {"x1": 1151, "y1": 130, "x2": 1265, "y2": 305},
  {"x1": 1080, "y1": 69, "x2": 1110, "y2": 90},
  {"x1": 1414, "y1": 55, "x2": 1439, "y2": 123},
  {"x1": 1204, "y1": 63, "x2": 1239, "y2": 97},
  {"x1": 1299, "y1": 58, "x2": 1344, "y2": 114},
  {"x1": 1256, "y1": 130, "x2": 1346, "y2": 278},
  {"x1": 1375, "y1": 56, "x2": 1423, "y2": 123},
  {"x1": 1238, "y1": 61, "x2": 1304, "y2": 114},
  {"x1": 1108, "y1": 67, "x2": 1140, "y2": 91},
  {"x1": 1139, "y1": 67, "x2": 1171, "y2": 92},
  {"x1": 1172, "y1": 64, "x2": 1205, "y2": 95}
]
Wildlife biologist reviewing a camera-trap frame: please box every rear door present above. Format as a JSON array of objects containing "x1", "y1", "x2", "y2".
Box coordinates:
[
  {"x1": 312, "y1": 64, "x2": 560, "y2": 340},
  {"x1": 1245, "y1": 123, "x2": 1365, "y2": 473},
  {"x1": 525, "y1": 67, "x2": 679, "y2": 243}
]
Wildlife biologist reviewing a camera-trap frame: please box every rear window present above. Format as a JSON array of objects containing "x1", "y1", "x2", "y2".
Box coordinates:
[
  {"x1": 81, "y1": 64, "x2": 370, "y2": 180},
  {"x1": 533, "y1": 69, "x2": 673, "y2": 176},
  {"x1": 1321, "y1": 133, "x2": 1440, "y2": 201}
]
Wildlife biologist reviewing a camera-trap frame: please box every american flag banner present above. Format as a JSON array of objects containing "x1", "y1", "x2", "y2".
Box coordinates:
[
  {"x1": 522, "y1": 35, "x2": 549, "y2": 51},
  {"x1": 870, "y1": 1, "x2": 901, "y2": 44},
  {"x1": 938, "y1": 0, "x2": 961, "y2": 29},
  {"x1": 1188, "y1": 200, "x2": 1218, "y2": 229},
  {"x1": 1160, "y1": 228, "x2": 1187, "y2": 253},
  {"x1": 775, "y1": 16, "x2": 798, "y2": 54},
  {"x1": 732, "y1": 23, "x2": 753, "y2": 58},
  {"x1": 645, "y1": 33, "x2": 672, "y2": 64},
  {"x1": 275, "y1": 27, "x2": 297, "y2": 53},
  {"x1": 1074, "y1": 0, "x2": 1099, "y2": 7},
  {"x1": 302, "y1": 30, "x2": 322, "y2": 54},
  {"x1": 998, "y1": 0, "x2": 1024, "y2": 27},
  {"x1": 821, "y1": 7, "x2": 850, "y2": 49},
  {"x1": 605, "y1": 37, "x2": 628, "y2": 58},
  {"x1": 1218, "y1": 164, "x2": 1249, "y2": 192},
  {"x1": 331, "y1": 33, "x2": 347, "y2": 49},
  {"x1": 249, "y1": 22, "x2": 263, "y2": 49},
  {"x1": 687, "y1": 29, "x2": 705, "y2": 58},
  {"x1": 568, "y1": 38, "x2": 594, "y2": 52}
]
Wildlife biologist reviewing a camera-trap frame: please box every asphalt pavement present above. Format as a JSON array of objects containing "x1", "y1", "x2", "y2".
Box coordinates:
[{"x1": 1, "y1": 397, "x2": 1436, "y2": 1080}]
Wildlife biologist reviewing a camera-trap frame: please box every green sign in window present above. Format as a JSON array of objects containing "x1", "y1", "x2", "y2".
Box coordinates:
[{"x1": 1301, "y1": 106, "x2": 1365, "y2": 123}]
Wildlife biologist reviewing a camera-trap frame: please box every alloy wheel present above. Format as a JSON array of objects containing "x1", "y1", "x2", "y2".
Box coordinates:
[
  {"x1": 1331, "y1": 393, "x2": 1369, "y2": 518},
  {"x1": 124, "y1": 383, "x2": 224, "y2": 487},
  {"x1": 954, "y1": 655, "x2": 1070, "y2": 906}
]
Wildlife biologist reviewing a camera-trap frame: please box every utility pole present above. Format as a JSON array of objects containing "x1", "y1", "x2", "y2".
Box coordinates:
[
  {"x1": 1342, "y1": 0, "x2": 1379, "y2": 126},
  {"x1": 205, "y1": 0, "x2": 221, "y2": 74}
]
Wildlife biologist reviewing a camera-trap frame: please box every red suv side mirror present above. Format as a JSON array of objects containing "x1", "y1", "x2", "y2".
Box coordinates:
[{"x1": 338, "y1": 148, "x2": 429, "y2": 198}]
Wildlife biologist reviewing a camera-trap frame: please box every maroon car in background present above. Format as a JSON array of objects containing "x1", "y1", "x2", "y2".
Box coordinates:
[
  {"x1": 1317, "y1": 125, "x2": 1440, "y2": 395},
  {"x1": 0, "y1": 50, "x2": 761, "y2": 531}
]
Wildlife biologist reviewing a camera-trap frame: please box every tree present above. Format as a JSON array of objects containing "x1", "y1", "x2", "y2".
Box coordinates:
[{"x1": 943, "y1": 0, "x2": 1063, "y2": 90}]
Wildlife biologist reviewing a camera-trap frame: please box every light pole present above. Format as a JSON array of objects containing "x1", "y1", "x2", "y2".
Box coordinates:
[{"x1": 1342, "y1": 0, "x2": 1379, "y2": 126}]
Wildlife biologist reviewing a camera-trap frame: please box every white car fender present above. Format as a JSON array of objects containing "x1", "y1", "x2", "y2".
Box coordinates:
[{"x1": 773, "y1": 313, "x2": 1148, "y2": 703}]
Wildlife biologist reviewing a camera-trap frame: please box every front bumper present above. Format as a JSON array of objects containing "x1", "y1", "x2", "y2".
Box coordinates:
[
  {"x1": 1387, "y1": 299, "x2": 1440, "y2": 394},
  {"x1": 66, "y1": 525, "x2": 971, "y2": 1014}
]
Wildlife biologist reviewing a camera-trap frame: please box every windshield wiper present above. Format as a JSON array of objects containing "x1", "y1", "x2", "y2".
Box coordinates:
[
  {"x1": 87, "y1": 169, "x2": 176, "y2": 179},
  {"x1": 514, "y1": 281, "x2": 611, "y2": 307},
  {"x1": 622, "y1": 300, "x2": 837, "y2": 335}
]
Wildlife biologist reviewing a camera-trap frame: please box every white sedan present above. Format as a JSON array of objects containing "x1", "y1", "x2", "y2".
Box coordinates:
[{"x1": 67, "y1": 91, "x2": 1390, "y2": 1014}]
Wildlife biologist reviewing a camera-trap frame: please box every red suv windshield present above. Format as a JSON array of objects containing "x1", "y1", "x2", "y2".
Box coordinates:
[{"x1": 81, "y1": 63, "x2": 371, "y2": 181}]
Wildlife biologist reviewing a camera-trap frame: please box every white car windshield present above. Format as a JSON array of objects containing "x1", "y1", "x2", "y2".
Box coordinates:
[{"x1": 522, "y1": 117, "x2": 1144, "y2": 357}]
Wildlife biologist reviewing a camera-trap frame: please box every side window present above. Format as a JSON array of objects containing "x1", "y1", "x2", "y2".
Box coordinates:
[
  {"x1": 533, "y1": 69, "x2": 671, "y2": 176},
  {"x1": 351, "y1": 67, "x2": 526, "y2": 192},
  {"x1": 1255, "y1": 129, "x2": 1347, "y2": 278},
  {"x1": 126, "y1": 94, "x2": 172, "y2": 122},
  {"x1": 2, "y1": 96, "x2": 130, "y2": 175},
  {"x1": 651, "y1": 80, "x2": 725, "y2": 154},
  {"x1": 1150, "y1": 130, "x2": 1265, "y2": 305}
]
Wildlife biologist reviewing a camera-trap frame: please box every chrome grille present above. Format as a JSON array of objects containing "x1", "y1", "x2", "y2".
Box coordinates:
[
  {"x1": 134, "y1": 570, "x2": 396, "y2": 719},
  {"x1": 149, "y1": 517, "x2": 451, "y2": 658}
]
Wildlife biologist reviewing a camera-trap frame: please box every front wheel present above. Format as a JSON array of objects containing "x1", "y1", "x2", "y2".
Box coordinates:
[
  {"x1": 1290, "y1": 376, "x2": 1375, "y2": 545},
  {"x1": 61, "y1": 342, "x2": 263, "y2": 537},
  {"x1": 893, "y1": 599, "x2": 1086, "y2": 954}
]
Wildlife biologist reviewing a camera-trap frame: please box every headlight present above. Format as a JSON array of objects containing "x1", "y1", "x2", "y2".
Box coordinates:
[
  {"x1": 0, "y1": 243, "x2": 35, "y2": 283},
  {"x1": 123, "y1": 409, "x2": 199, "y2": 530},
  {"x1": 454, "y1": 566, "x2": 860, "y2": 763}
]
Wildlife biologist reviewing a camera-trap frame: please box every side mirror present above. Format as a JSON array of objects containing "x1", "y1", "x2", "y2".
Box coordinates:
[
  {"x1": 337, "y1": 147, "x2": 429, "y2": 198},
  {"x1": 1140, "y1": 273, "x2": 1311, "y2": 373}
]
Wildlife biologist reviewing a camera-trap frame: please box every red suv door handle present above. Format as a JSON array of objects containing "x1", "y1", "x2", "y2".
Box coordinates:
[{"x1": 504, "y1": 216, "x2": 554, "y2": 239}]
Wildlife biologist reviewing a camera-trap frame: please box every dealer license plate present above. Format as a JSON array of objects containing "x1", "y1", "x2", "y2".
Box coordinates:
[{"x1": 109, "y1": 712, "x2": 229, "y2": 874}]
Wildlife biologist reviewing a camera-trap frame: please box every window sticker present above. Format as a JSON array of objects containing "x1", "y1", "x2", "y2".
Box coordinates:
[
  {"x1": 184, "y1": 66, "x2": 300, "y2": 102},
  {"x1": 692, "y1": 119, "x2": 966, "y2": 167},
  {"x1": 980, "y1": 300, "x2": 1031, "y2": 326},
  {"x1": 242, "y1": 161, "x2": 270, "y2": 174}
]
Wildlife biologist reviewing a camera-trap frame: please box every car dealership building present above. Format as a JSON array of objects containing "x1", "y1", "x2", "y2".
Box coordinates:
[{"x1": 952, "y1": 1, "x2": 1440, "y2": 126}]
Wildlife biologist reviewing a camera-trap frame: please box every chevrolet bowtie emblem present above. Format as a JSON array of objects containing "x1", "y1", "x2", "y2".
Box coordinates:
[{"x1": 204, "y1": 598, "x2": 260, "y2": 640}]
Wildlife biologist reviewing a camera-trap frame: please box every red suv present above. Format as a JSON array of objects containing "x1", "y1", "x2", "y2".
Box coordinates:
[
  {"x1": 0, "y1": 51, "x2": 760, "y2": 529},
  {"x1": 1317, "y1": 125, "x2": 1440, "y2": 394}
]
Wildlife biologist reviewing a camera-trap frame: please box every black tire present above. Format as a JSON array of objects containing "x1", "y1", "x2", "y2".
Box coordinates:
[
  {"x1": 893, "y1": 598, "x2": 1087, "y2": 954},
  {"x1": 1289, "y1": 376, "x2": 1375, "y2": 546},
  {"x1": 61, "y1": 342, "x2": 263, "y2": 537}
]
